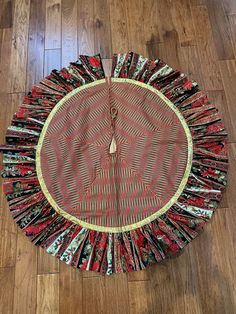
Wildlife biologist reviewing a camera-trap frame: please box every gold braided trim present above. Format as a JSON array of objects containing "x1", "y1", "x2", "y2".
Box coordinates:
[{"x1": 36, "y1": 78, "x2": 193, "y2": 233}]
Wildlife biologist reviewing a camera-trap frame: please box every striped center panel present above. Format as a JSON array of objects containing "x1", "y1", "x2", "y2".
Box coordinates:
[{"x1": 38, "y1": 79, "x2": 190, "y2": 230}]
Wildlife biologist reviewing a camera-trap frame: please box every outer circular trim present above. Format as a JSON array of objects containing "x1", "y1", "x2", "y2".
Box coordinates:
[{"x1": 36, "y1": 77, "x2": 193, "y2": 233}]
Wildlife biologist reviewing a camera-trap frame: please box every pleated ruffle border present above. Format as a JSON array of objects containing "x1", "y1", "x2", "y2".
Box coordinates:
[{"x1": 0, "y1": 52, "x2": 228, "y2": 275}]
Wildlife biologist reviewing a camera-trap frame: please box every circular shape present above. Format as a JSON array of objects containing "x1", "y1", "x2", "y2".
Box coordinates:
[
  {"x1": 36, "y1": 78, "x2": 193, "y2": 232},
  {"x1": 0, "y1": 52, "x2": 228, "y2": 274}
]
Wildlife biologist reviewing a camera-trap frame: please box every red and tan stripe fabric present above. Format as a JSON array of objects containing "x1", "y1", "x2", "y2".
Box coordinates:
[{"x1": 40, "y1": 80, "x2": 188, "y2": 228}]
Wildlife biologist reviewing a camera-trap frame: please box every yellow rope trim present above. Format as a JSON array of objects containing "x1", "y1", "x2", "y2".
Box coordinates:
[{"x1": 36, "y1": 78, "x2": 193, "y2": 233}]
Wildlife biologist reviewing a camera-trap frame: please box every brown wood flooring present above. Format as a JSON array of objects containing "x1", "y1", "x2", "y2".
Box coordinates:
[{"x1": 0, "y1": 0, "x2": 235, "y2": 313}]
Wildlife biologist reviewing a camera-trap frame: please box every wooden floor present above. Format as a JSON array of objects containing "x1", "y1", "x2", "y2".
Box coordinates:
[{"x1": 0, "y1": 0, "x2": 236, "y2": 313}]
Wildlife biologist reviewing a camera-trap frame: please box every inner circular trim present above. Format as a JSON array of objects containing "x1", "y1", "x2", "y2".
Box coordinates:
[{"x1": 36, "y1": 78, "x2": 193, "y2": 233}]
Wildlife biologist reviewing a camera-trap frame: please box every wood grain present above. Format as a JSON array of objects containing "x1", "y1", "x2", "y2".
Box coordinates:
[
  {"x1": 178, "y1": 45, "x2": 205, "y2": 87},
  {"x1": 37, "y1": 247, "x2": 59, "y2": 275},
  {"x1": 10, "y1": 0, "x2": 30, "y2": 93},
  {"x1": 0, "y1": 0, "x2": 12, "y2": 29},
  {"x1": 0, "y1": 28, "x2": 12, "y2": 92},
  {"x1": 62, "y1": 0, "x2": 78, "y2": 67},
  {"x1": 59, "y1": 263, "x2": 83, "y2": 314},
  {"x1": 191, "y1": 4, "x2": 223, "y2": 90},
  {"x1": 142, "y1": 0, "x2": 160, "y2": 58},
  {"x1": 104, "y1": 274, "x2": 129, "y2": 313},
  {"x1": 229, "y1": 14, "x2": 236, "y2": 57},
  {"x1": 225, "y1": 143, "x2": 236, "y2": 208},
  {"x1": 153, "y1": 0, "x2": 180, "y2": 68},
  {"x1": 126, "y1": 0, "x2": 146, "y2": 55},
  {"x1": 223, "y1": 0, "x2": 236, "y2": 15},
  {"x1": 36, "y1": 274, "x2": 59, "y2": 314},
  {"x1": 82, "y1": 276, "x2": 105, "y2": 314},
  {"x1": 44, "y1": 48, "x2": 61, "y2": 76},
  {"x1": 13, "y1": 232, "x2": 37, "y2": 314},
  {"x1": 109, "y1": 0, "x2": 129, "y2": 53},
  {"x1": 0, "y1": 267, "x2": 15, "y2": 314},
  {"x1": 128, "y1": 280, "x2": 153, "y2": 314},
  {"x1": 169, "y1": 0, "x2": 195, "y2": 47},
  {"x1": 206, "y1": 0, "x2": 235, "y2": 60},
  {"x1": 94, "y1": 0, "x2": 112, "y2": 58},
  {"x1": 45, "y1": 0, "x2": 61, "y2": 49},
  {"x1": 77, "y1": 0, "x2": 95, "y2": 55},
  {"x1": 0, "y1": 1, "x2": 235, "y2": 313},
  {"x1": 26, "y1": 0, "x2": 45, "y2": 91},
  {"x1": 219, "y1": 60, "x2": 236, "y2": 142}
]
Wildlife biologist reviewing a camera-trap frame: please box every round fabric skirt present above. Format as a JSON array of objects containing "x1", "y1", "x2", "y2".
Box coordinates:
[{"x1": 0, "y1": 52, "x2": 228, "y2": 275}]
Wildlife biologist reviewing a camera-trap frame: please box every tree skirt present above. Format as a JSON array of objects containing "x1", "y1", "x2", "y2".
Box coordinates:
[{"x1": 0, "y1": 52, "x2": 228, "y2": 275}]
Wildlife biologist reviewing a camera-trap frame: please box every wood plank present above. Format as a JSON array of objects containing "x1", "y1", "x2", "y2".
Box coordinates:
[
  {"x1": 44, "y1": 48, "x2": 61, "y2": 76},
  {"x1": 225, "y1": 143, "x2": 236, "y2": 208},
  {"x1": 223, "y1": 0, "x2": 236, "y2": 15},
  {"x1": 26, "y1": 0, "x2": 45, "y2": 91},
  {"x1": 109, "y1": 0, "x2": 129, "y2": 53},
  {"x1": 189, "y1": 0, "x2": 206, "y2": 5},
  {"x1": 10, "y1": 0, "x2": 30, "y2": 93},
  {"x1": 94, "y1": 0, "x2": 112, "y2": 58},
  {"x1": 188, "y1": 207, "x2": 236, "y2": 313},
  {"x1": 61, "y1": 0, "x2": 78, "y2": 67},
  {"x1": 186, "y1": 227, "x2": 221, "y2": 313},
  {"x1": 36, "y1": 273, "x2": 59, "y2": 314},
  {"x1": 0, "y1": 201, "x2": 17, "y2": 268},
  {"x1": 104, "y1": 273, "x2": 129, "y2": 314},
  {"x1": 13, "y1": 231, "x2": 37, "y2": 314},
  {"x1": 216, "y1": 209, "x2": 236, "y2": 313},
  {"x1": 0, "y1": 90, "x2": 18, "y2": 271},
  {"x1": 37, "y1": 247, "x2": 59, "y2": 275},
  {"x1": 155, "y1": 35, "x2": 181, "y2": 71},
  {"x1": 126, "y1": 0, "x2": 147, "y2": 55},
  {"x1": 219, "y1": 60, "x2": 236, "y2": 142},
  {"x1": 82, "y1": 269, "x2": 101, "y2": 278},
  {"x1": 169, "y1": 0, "x2": 196, "y2": 47},
  {"x1": 191, "y1": 4, "x2": 223, "y2": 90},
  {"x1": 0, "y1": 267, "x2": 15, "y2": 314},
  {"x1": 0, "y1": 28, "x2": 12, "y2": 93},
  {"x1": 77, "y1": 0, "x2": 95, "y2": 55},
  {"x1": 206, "y1": 0, "x2": 235, "y2": 60},
  {"x1": 128, "y1": 280, "x2": 153, "y2": 314},
  {"x1": 82, "y1": 276, "x2": 105, "y2": 314},
  {"x1": 229, "y1": 14, "x2": 236, "y2": 58},
  {"x1": 155, "y1": 0, "x2": 175, "y2": 43},
  {"x1": 149, "y1": 0, "x2": 180, "y2": 65},
  {"x1": 149, "y1": 252, "x2": 202, "y2": 314},
  {"x1": 127, "y1": 268, "x2": 149, "y2": 282},
  {"x1": 0, "y1": 0, "x2": 12, "y2": 29},
  {"x1": 168, "y1": 249, "x2": 202, "y2": 313},
  {"x1": 149, "y1": 261, "x2": 174, "y2": 314},
  {"x1": 59, "y1": 262, "x2": 83, "y2": 314},
  {"x1": 178, "y1": 45, "x2": 205, "y2": 88},
  {"x1": 142, "y1": 0, "x2": 161, "y2": 59},
  {"x1": 45, "y1": 0, "x2": 61, "y2": 49}
]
